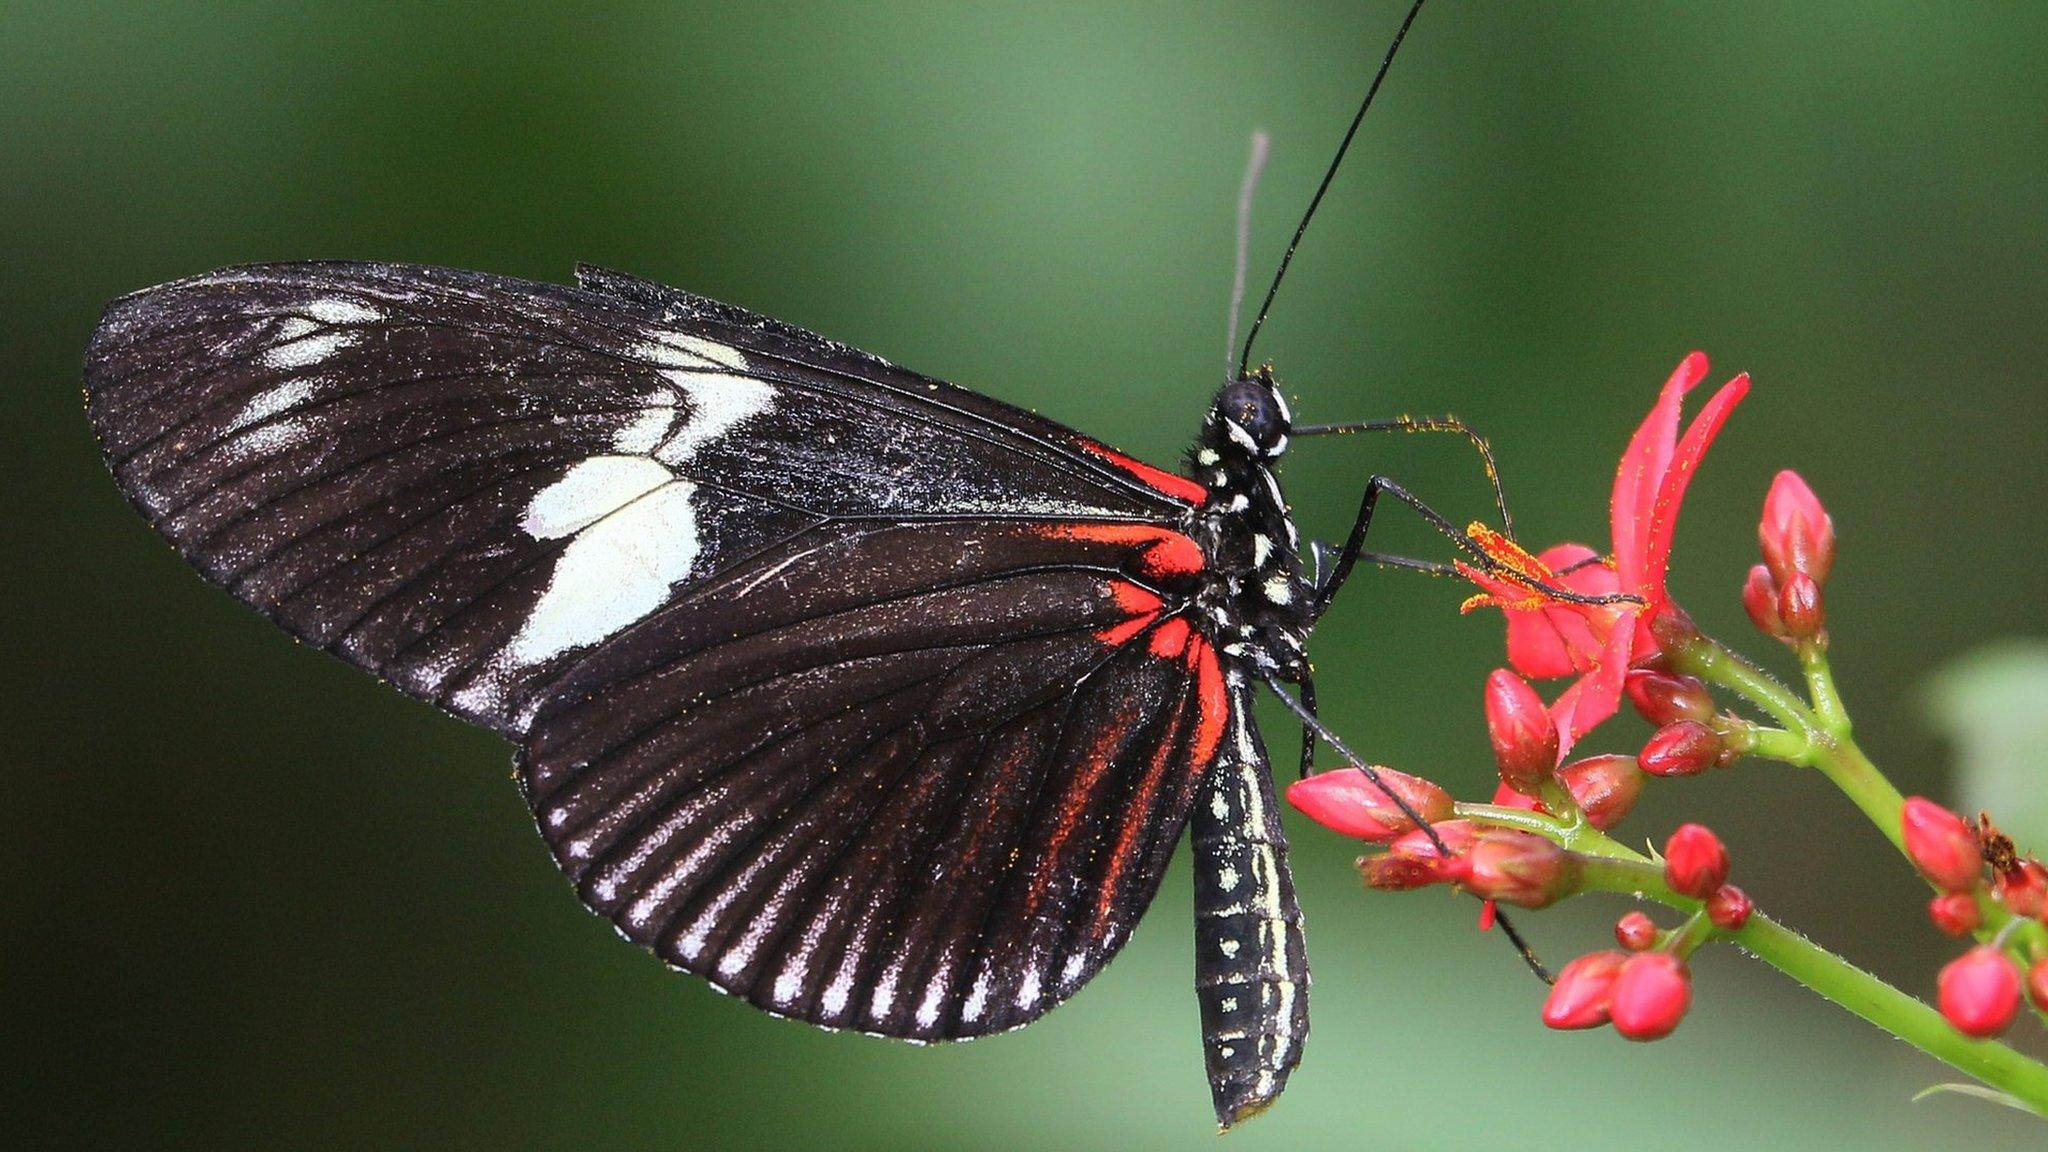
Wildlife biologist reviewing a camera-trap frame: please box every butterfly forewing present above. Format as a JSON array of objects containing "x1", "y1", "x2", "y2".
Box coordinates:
[{"x1": 84, "y1": 262, "x2": 1198, "y2": 735}]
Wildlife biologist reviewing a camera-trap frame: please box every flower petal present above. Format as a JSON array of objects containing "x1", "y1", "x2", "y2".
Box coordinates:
[
  {"x1": 1496, "y1": 545, "x2": 1624, "y2": 679},
  {"x1": 1611, "y1": 352, "x2": 1708, "y2": 593},
  {"x1": 1545, "y1": 611, "x2": 1639, "y2": 757},
  {"x1": 1639, "y1": 373, "x2": 1751, "y2": 596}
]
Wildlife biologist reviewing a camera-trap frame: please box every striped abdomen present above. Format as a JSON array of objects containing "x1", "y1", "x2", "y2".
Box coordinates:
[{"x1": 1190, "y1": 676, "x2": 1310, "y2": 1129}]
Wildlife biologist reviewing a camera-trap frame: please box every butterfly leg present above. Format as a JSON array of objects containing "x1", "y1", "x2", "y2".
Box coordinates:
[
  {"x1": 1296, "y1": 671, "x2": 1318, "y2": 780},
  {"x1": 1310, "y1": 474, "x2": 1629, "y2": 621},
  {"x1": 1292, "y1": 413, "x2": 1515, "y2": 536}
]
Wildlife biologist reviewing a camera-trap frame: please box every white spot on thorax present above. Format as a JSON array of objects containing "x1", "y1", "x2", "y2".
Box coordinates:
[
  {"x1": 1262, "y1": 576, "x2": 1292, "y2": 605},
  {"x1": 1251, "y1": 534, "x2": 1272, "y2": 567}
]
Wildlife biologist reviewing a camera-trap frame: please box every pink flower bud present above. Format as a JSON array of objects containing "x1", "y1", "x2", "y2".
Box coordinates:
[
  {"x1": 1663, "y1": 823, "x2": 1730, "y2": 899},
  {"x1": 1557, "y1": 754, "x2": 1645, "y2": 830},
  {"x1": 1360, "y1": 820, "x2": 1480, "y2": 892},
  {"x1": 1541, "y1": 951, "x2": 1627, "y2": 1030},
  {"x1": 1614, "y1": 911, "x2": 1658, "y2": 951},
  {"x1": 1624, "y1": 668, "x2": 1715, "y2": 727},
  {"x1": 1706, "y1": 884, "x2": 1752, "y2": 930},
  {"x1": 1900, "y1": 798, "x2": 1982, "y2": 893},
  {"x1": 1287, "y1": 766, "x2": 1452, "y2": 843},
  {"x1": 1776, "y1": 572, "x2": 1825, "y2": 641},
  {"x1": 1759, "y1": 470, "x2": 1835, "y2": 587},
  {"x1": 1938, "y1": 946, "x2": 2021, "y2": 1038},
  {"x1": 2028, "y1": 958, "x2": 2048, "y2": 1012},
  {"x1": 1384, "y1": 819, "x2": 1480, "y2": 861},
  {"x1": 1639, "y1": 720, "x2": 1724, "y2": 778},
  {"x1": 1360, "y1": 852, "x2": 1454, "y2": 891},
  {"x1": 1462, "y1": 830, "x2": 1580, "y2": 909},
  {"x1": 1928, "y1": 892, "x2": 1981, "y2": 938},
  {"x1": 1742, "y1": 564, "x2": 1786, "y2": 640},
  {"x1": 1484, "y1": 668, "x2": 1558, "y2": 797},
  {"x1": 1997, "y1": 860, "x2": 2048, "y2": 920},
  {"x1": 1609, "y1": 952, "x2": 1692, "y2": 1041}
]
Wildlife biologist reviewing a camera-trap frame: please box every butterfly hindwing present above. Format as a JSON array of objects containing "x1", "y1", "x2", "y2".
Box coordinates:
[
  {"x1": 518, "y1": 516, "x2": 1232, "y2": 1038},
  {"x1": 84, "y1": 262, "x2": 1199, "y2": 736}
]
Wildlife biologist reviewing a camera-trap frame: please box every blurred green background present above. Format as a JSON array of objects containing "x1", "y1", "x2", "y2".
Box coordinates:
[{"x1": 8, "y1": 2, "x2": 2048, "y2": 1148}]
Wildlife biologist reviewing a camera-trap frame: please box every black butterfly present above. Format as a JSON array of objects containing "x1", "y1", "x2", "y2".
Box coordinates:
[{"x1": 84, "y1": 0, "x2": 1502, "y2": 1130}]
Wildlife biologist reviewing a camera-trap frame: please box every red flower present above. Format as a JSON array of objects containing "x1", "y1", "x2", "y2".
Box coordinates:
[
  {"x1": 1485, "y1": 668, "x2": 1558, "y2": 798},
  {"x1": 1939, "y1": 947, "x2": 2021, "y2": 1038},
  {"x1": 1759, "y1": 469, "x2": 1835, "y2": 587},
  {"x1": 1460, "y1": 353, "x2": 1751, "y2": 755},
  {"x1": 1900, "y1": 798, "x2": 1982, "y2": 894},
  {"x1": 1542, "y1": 951, "x2": 1629, "y2": 1030},
  {"x1": 1614, "y1": 911, "x2": 1659, "y2": 951},
  {"x1": 1609, "y1": 952, "x2": 1693, "y2": 1041},
  {"x1": 1663, "y1": 823, "x2": 1731, "y2": 899},
  {"x1": 1556, "y1": 753, "x2": 1645, "y2": 830},
  {"x1": 1927, "y1": 893, "x2": 1980, "y2": 938},
  {"x1": 1705, "y1": 884, "x2": 1752, "y2": 930}
]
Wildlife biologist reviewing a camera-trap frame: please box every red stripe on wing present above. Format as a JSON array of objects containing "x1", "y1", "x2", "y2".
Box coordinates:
[
  {"x1": 1148, "y1": 616, "x2": 1192, "y2": 659},
  {"x1": 1079, "y1": 442, "x2": 1209, "y2": 506},
  {"x1": 1036, "y1": 523, "x2": 1205, "y2": 581},
  {"x1": 1095, "y1": 581, "x2": 1164, "y2": 646},
  {"x1": 1185, "y1": 636, "x2": 1229, "y2": 770}
]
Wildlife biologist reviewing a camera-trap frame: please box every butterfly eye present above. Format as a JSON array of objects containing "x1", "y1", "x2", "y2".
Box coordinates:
[{"x1": 1211, "y1": 379, "x2": 1289, "y2": 456}]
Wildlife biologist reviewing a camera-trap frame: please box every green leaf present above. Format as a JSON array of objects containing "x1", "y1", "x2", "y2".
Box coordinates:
[
  {"x1": 1924, "y1": 640, "x2": 2048, "y2": 847},
  {"x1": 1911, "y1": 1081, "x2": 2042, "y2": 1115}
]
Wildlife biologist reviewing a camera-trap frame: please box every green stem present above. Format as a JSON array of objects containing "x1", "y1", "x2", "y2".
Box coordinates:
[
  {"x1": 1674, "y1": 635, "x2": 1905, "y2": 850},
  {"x1": 1734, "y1": 915, "x2": 2048, "y2": 1114},
  {"x1": 1561, "y1": 843, "x2": 2048, "y2": 1115},
  {"x1": 1799, "y1": 636, "x2": 1854, "y2": 739}
]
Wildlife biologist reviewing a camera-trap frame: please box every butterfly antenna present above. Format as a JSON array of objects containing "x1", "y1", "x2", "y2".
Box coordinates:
[
  {"x1": 1235, "y1": 0, "x2": 1429, "y2": 380},
  {"x1": 1224, "y1": 129, "x2": 1272, "y2": 378},
  {"x1": 1264, "y1": 672, "x2": 1553, "y2": 984}
]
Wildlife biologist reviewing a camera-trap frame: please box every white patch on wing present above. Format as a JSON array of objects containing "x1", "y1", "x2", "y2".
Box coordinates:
[
  {"x1": 651, "y1": 370, "x2": 775, "y2": 467},
  {"x1": 632, "y1": 332, "x2": 749, "y2": 372},
  {"x1": 220, "y1": 416, "x2": 313, "y2": 465},
  {"x1": 227, "y1": 379, "x2": 319, "y2": 433},
  {"x1": 302, "y1": 298, "x2": 383, "y2": 325},
  {"x1": 506, "y1": 472, "x2": 701, "y2": 666},
  {"x1": 260, "y1": 330, "x2": 357, "y2": 370},
  {"x1": 611, "y1": 403, "x2": 678, "y2": 454},
  {"x1": 520, "y1": 456, "x2": 674, "y2": 538},
  {"x1": 772, "y1": 970, "x2": 805, "y2": 1008},
  {"x1": 914, "y1": 976, "x2": 950, "y2": 1030},
  {"x1": 962, "y1": 971, "x2": 993, "y2": 1024}
]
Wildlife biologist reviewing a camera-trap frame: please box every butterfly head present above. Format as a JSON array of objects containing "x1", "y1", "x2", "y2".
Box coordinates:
[{"x1": 1206, "y1": 370, "x2": 1291, "y2": 461}]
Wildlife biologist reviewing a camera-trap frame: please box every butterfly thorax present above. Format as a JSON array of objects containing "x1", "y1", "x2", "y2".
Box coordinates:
[{"x1": 1186, "y1": 372, "x2": 1313, "y2": 680}]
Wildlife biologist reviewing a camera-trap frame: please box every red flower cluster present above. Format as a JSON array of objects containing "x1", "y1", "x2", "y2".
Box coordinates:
[
  {"x1": 1905, "y1": 797, "x2": 2048, "y2": 1038},
  {"x1": 1459, "y1": 352, "x2": 1749, "y2": 757},
  {"x1": 1537, "y1": 824, "x2": 1744, "y2": 1041},
  {"x1": 1286, "y1": 355, "x2": 1763, "y2": 1043}
]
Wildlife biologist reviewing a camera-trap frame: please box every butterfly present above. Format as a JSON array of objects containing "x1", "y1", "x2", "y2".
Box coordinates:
[{"x1": 83, "y1": 0, "x2": 1486, "y2": 1130}]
